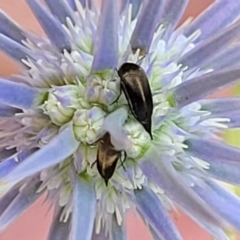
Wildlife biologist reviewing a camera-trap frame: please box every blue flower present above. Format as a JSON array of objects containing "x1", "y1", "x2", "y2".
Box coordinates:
[{"x1": 1, "y1": 0, "x2": 240, "y2": 239}]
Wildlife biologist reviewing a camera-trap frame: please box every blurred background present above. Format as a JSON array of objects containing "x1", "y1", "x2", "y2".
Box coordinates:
[{"x1": 1, "y1": 0, "x2": 239, "y2": 240}]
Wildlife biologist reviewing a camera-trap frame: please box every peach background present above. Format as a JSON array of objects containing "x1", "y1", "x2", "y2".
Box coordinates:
[{"x1": 0, "y1": 0, "x2": 234, "y2": 240}]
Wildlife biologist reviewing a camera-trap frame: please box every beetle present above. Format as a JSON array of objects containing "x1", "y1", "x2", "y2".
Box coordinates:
[
  {"x1": 92, "y1": 132, "x2": 126, "y2": 186},
  {"x1": 117, "y1": 62, "x2": 153, "y2": 139}
]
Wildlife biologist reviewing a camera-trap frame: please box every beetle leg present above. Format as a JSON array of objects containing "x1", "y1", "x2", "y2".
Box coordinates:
[
  {"x1": 119, "y1": 151, "x2": 127, "y2": 171},
  {"x1": 111, "y1": 89, "x2": 122, "y2": 105},
  {"x1": 91, "y1": 160, "x2": 97, "y2": 168},
  {"x1": 109, "y1": 68, "x2": 123, "y2": 105}
]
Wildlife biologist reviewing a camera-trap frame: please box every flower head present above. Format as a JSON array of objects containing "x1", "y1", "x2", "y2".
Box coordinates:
[{"x1": 1, "y1": 0, "x2": 240, "y2": 239}]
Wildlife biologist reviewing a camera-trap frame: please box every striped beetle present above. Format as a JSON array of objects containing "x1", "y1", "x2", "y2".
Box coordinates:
[
  {"x1": 117, "y1": 62, "x2": 153, "y2": 139},
  {"x1": 93, "y1": 132, "x2": 126, "y2": 186}
]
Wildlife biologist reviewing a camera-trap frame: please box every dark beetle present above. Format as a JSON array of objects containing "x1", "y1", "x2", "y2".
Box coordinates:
[
  {"x1": 93, "y1": 132, "x2": 126, "y2": 186},
  {"x1": 117, "y1": 62, "x2": 153, "y2": 139}
]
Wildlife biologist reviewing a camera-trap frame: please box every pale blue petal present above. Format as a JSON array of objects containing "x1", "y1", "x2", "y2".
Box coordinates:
[
  {"x1": 0, "y1": 10, "x2": 26, "y2": 43},
  {"x1": 120, "y1": 0, "x2": 128, "y2": 13},
  {"x1": 80, "y1": 0, "x2": 86, "y2": 7},
  {"x1": 0, "y1": 176, "x2": 43, "y2": 231},
  {"x1": 26, "y1": 0, "x2": 71, "y2": 52},
  {"x1": 179, "y1": 21, "x2": 240, "y2": 72},
  {"x1": 72, "y1": 174, "x2": 96, "y2": 240},
  {"x1": 91, "y1": 0, "x2": 118, "y2": 71},
  {"x1": 207, "y1": 161, "x2": 240, "y2": 186},
  {"x1": 200, "y1": 98, "x2": 240, "y2": 113},
  {"x1": 91, "y1": 228, "x2": 106, "y2": 240},
  {"x1": 76, "y1": 0, "x2": 89, "y2": 8},
  {"x1": 92, "y1": 215, "x2": 125, "y2": 240},
  {"x1": 193, "y1": 180, "x2": 240, "y2": 231},
  {"x1": 0, "y1": 103, "x2": 21, "y2": 117},
  {"x1": 0, "y1": 149, "x2": 35, "y2": 179},
  {"x1": 0, "y1": 183, "x2": 20, "y2": 216},
  {"x1": 149, "y1": 227, "x2": 162, "y2": 240},
  {"x1": 140, "y1": 160, "x2": 228, "y2": 239},
  {"x1": 0, "y1": 78, "x2": 45, "y2": 109},
  {"x1": 0, "y1": 33, "x2": 36, "y2": 62},
  {"x1": 204, "y1": 110, "x2": 240, "y2": 128},
  {"x1": 184, "y1": 138, "x2": 240, "y2": 165},
  {"x1": 0, "y1": 148, "x2": 16, "y2": 162},
  {"x1": 4, "y1": 125, "x2": 79, "y2": 183},
  {"x1": 200, "y1": 98, "x2": 240, "y2": 127},
  {"x1": 169, "y1": 66, "x2": 240, "y2": 108},
  {"x1": 134, "y1": 187, "x2": 183, "y2": 240},
  {"x1": 161, "y1": 0, "x2": 188, "y2": 41},
  {"x1": 86, "y1": 0, "x2": 93, "y2": 9},
  {"x1": 47, "y1": 207, "x2": 71, "y2": 240},
  {"x1": 207, "y1": 43, "x2": 240, "y2": 70},
  {"x1": 68, "y1": 0, "x2": 77, "y2": 10},
  {"x1": 184, "y1": 1, "x2": 240, "y2": 43},
  {"x1": 130, "y1": 0, "x2": 143, "y2": 20},
  {"x1": 45, "y1": 0, "x2": 75, "y2": 25},
  {"x1": 130, "y1": 0, "x2": 165, "y2": 53},
  {"x1": 111, "y1": 214, "x2": 127, "y2": 240}
]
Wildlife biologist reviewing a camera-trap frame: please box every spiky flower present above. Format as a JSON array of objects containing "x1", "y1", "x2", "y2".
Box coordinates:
[{"x1": 1, "y1": 0, "x2": 240, "y2": 239}]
